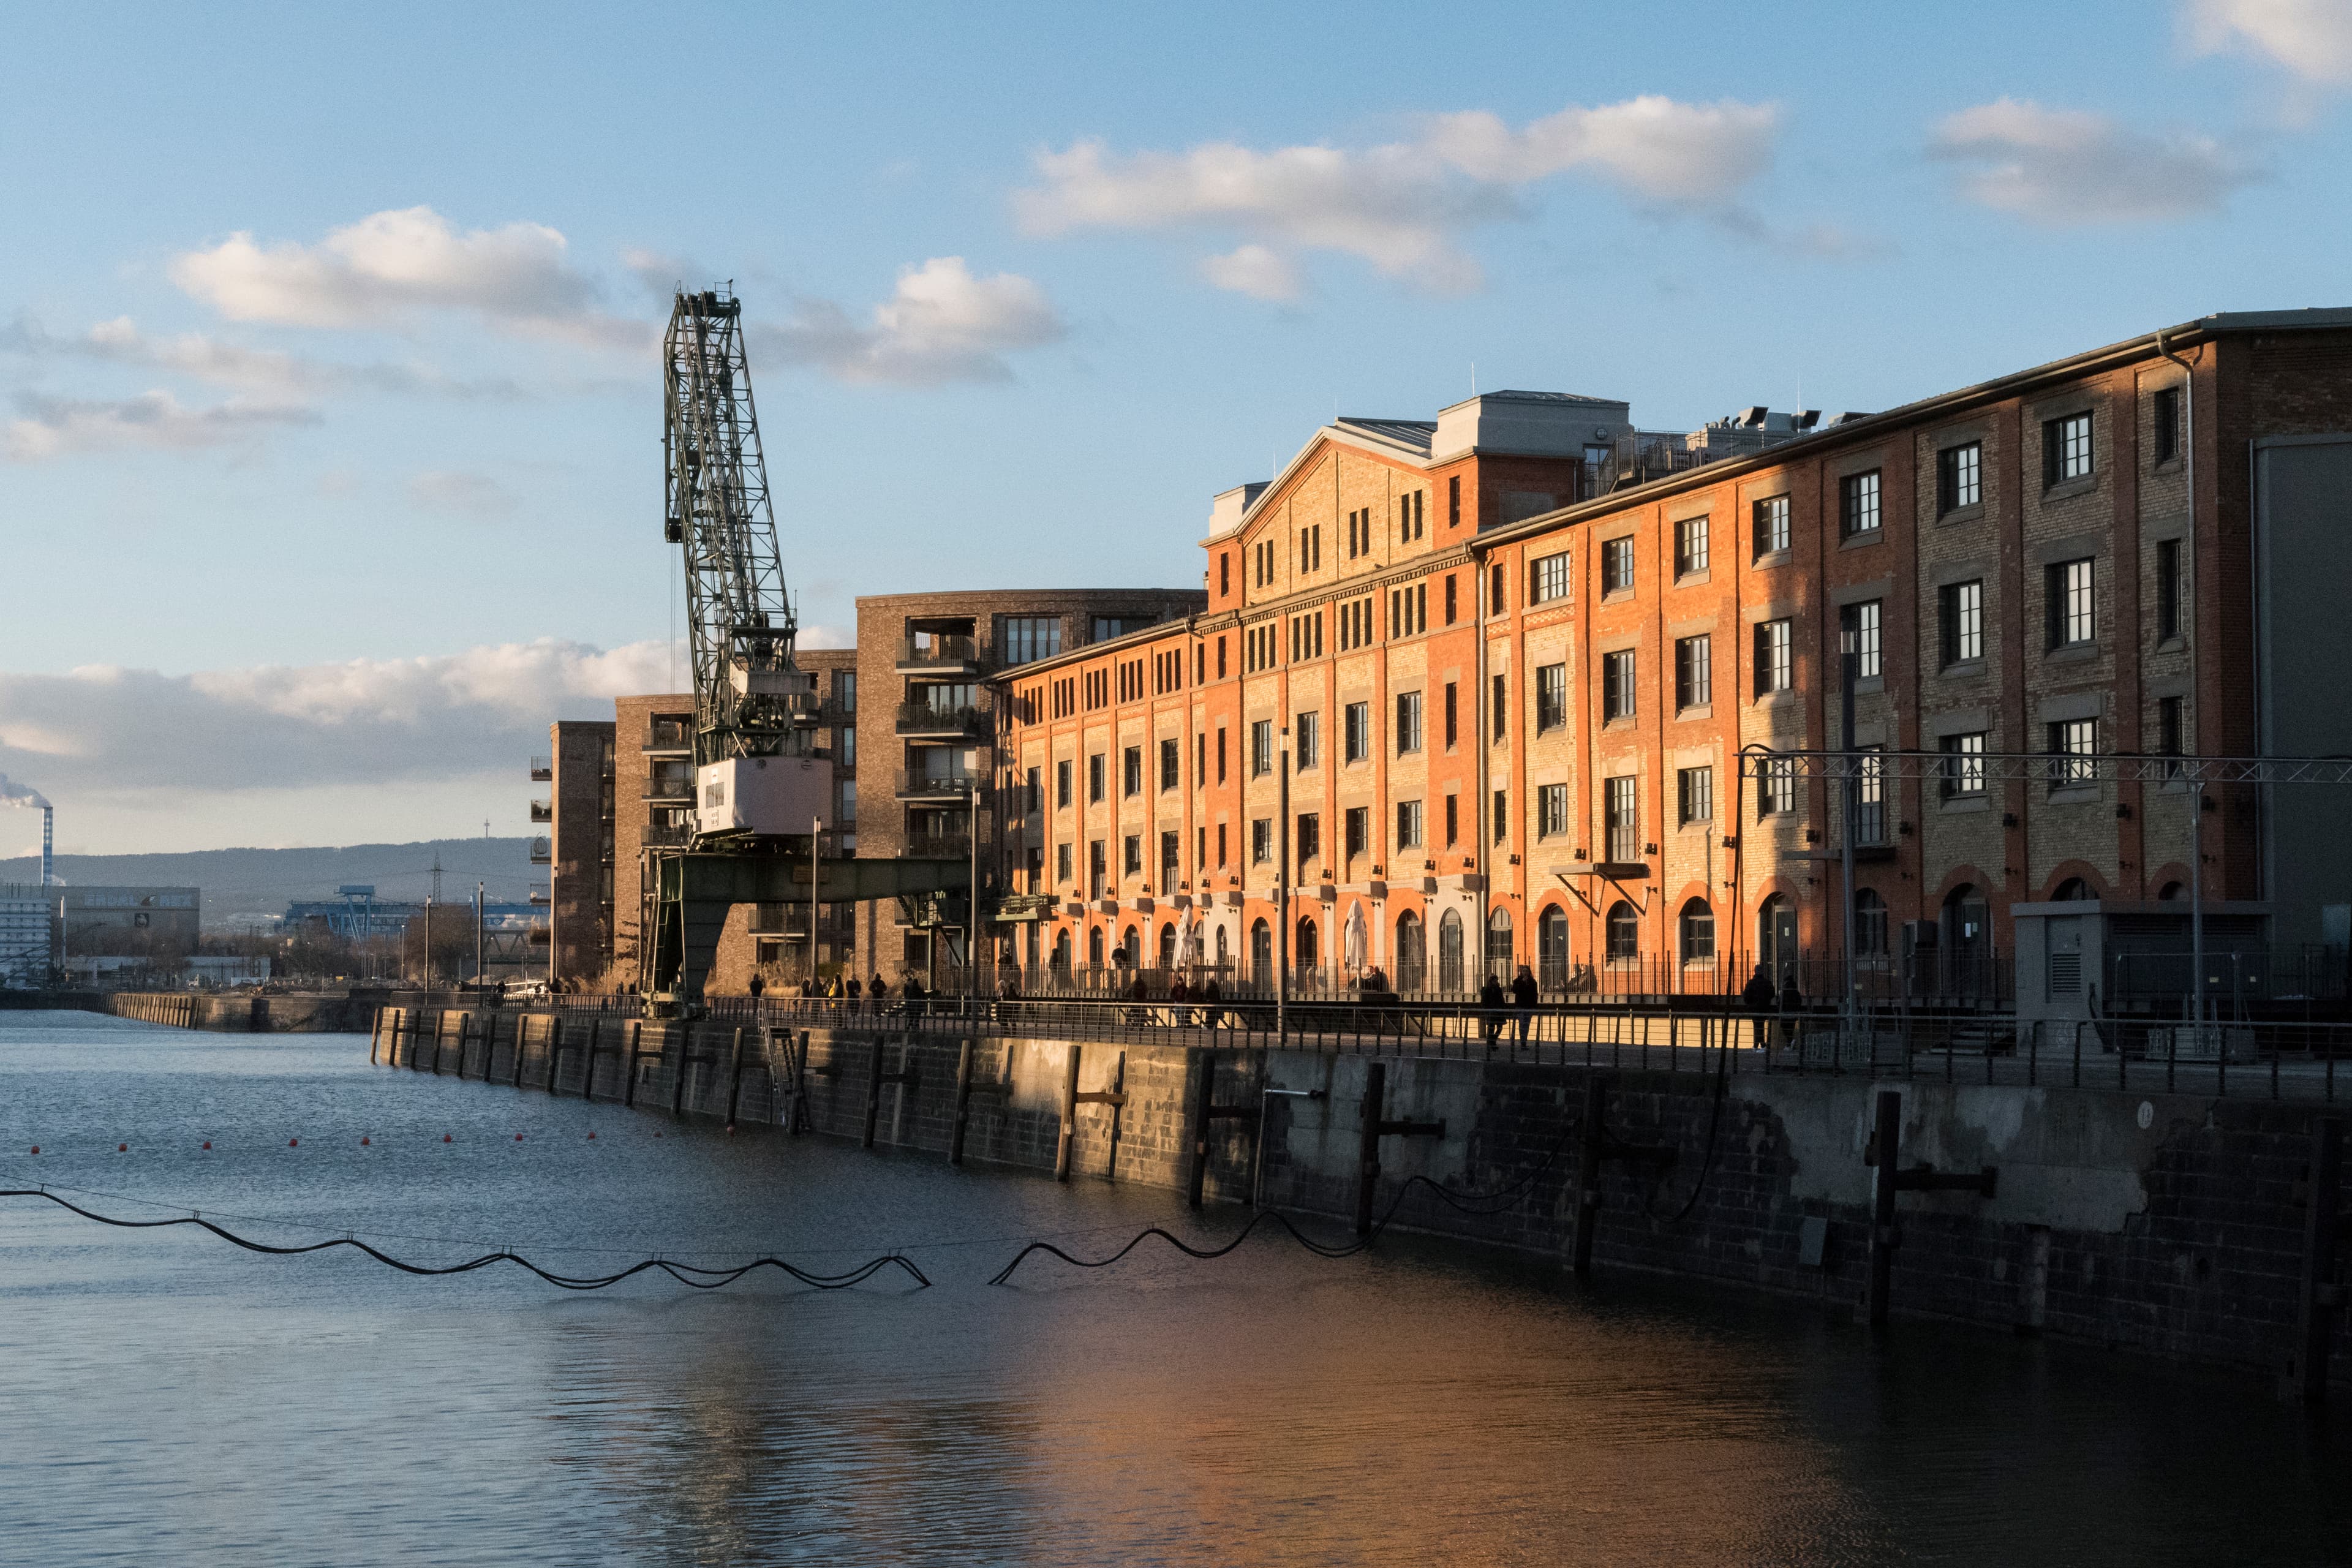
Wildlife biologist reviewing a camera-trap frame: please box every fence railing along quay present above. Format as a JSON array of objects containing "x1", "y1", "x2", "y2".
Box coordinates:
[{"x1": 522, "y1": 992, "x2": 2352, "y2": 1103}]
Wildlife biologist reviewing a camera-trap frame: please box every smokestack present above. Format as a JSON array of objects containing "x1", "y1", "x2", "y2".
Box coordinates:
[{"x1": 0, "y1": 776, "x2": 53, "y2": 886}]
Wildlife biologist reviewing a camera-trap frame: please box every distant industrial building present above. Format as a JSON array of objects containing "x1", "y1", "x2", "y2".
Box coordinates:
[
  {"x1": 58, "y1": 886, "x2": 200, "y2": 957},
  {"x1": 0, "y1": 883, "x2": 52, "y2": 987}
]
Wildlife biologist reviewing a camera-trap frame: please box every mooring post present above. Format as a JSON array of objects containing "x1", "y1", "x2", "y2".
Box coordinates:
[
  {"x1": 861, "y1": 1036, "x2": 888, "y2": 1148},
  {"x1": 2288, "y1": 1115, "x2": 2344, "y2": 1406},
  {"x1": 1868, "y1": 1088, "x2": 1902, "y2": 1328},
  {"x1": 623, "y1": 1020, "x2": 643, "y2": 1107},
  {"x1": 1355, "y1": 1060, "x2": 1388, "y2": 1238},
  {"x1": 951, "y1": 1039, "x2": 975, "y2": 1166},
  {"x1": 725, "y1": 1026, "x2": 747, "y2": 1128},
  {"x1": 368, "y1": 1008, "x2": 382, "y2": 1065},
  {"x1": 1055, "y1": 1044, "x2": 1083, "y2": 1182},
  {"x1": 671, "y1": 1026, "x2": 691, "y2": 1117},
  {"x1": 1572, "y1": 1074, "x2": 1608, "y2": 1280},
  {"x1": 1189, "y1": 1049, "x2": 1218, "y2": 1208},
  {"x1": 430, "y1": 1013, "x2": 447, "y2": 1076},
  {"x1": 580, "y1": 1016, "x2": 599, "y2": 1096}
]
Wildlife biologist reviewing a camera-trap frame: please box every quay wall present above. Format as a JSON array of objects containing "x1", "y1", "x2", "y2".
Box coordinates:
[
  {"x1": 374, "y1": 1006, "x2": 2352, "y2": 1392},
  {"x1": 99, "y1": 991, "x2": 378, "y2": 1032}
]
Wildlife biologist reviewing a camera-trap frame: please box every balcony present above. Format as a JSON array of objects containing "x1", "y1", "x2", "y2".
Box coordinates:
[
  {"x1": 528, "y1": 837, "x2": 552, "y2": 865},
  {"x1": 643, "y1": 821, "x2": 694, "y2": 850},
  {"x1": 895, "y1": 768, "x2": 981, "y2": 802},
  {"x1": 529, "y1": 885, "x2": 551, "y2": 907},
  {"x1": 643, "y1": 718, "x2": 692, "y2": 755},
  {"x1": 895, "y1": 700, "x2": 991, "y2": 740},
  {"x1": 643, "y1": 769, "x2": 694, "y2": 804},
  {"x1": 529, "y1": 799, "x2": 552, "y2": 823},
  {"x1": 901, "y1": 832, "x2": 971, "y2": 861},
  {"x1": 529, "y1": 756, "x2": 552, "y2": 782},
  {"x1": 895, "y1": 633, "x2": 987, "y2": 676}
]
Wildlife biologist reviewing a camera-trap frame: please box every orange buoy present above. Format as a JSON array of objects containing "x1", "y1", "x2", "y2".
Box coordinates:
[
  {"x1": 28, "y1": 1146, "x2": 37, "y2": 1155},
  {"x1": 514, "y1": 1133, "x2": 524, "y2": 1142},
  {"x1": 202, "y1": 1141, "x2": 211, "y2": 1150}
]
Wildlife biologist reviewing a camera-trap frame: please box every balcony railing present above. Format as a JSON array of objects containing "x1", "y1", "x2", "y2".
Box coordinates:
[
  {"x1": 643, "y1": 720, "x2": 692, "y2": 753},
  {"x1": 529, "y1": 886, "x2": 551, "y2": 907},
  {"x1": 895, "y1": 634, "x2": 987, "y2": 673},
  {"x1": 895, "y1": 769, "x2": 981, "y2": 801},
  {"x1": 642, "y1": 822, "x2": 694, "y2": 850},
  {"x1": 895, "y1": 701, "x2": 990, "y2": 739},
  {"x1": 528, "y1": 837, "x2": 552, "y2": 865},
  {"x1": 529, "y1": 756, "x2": 552, "y2": 782},
  {"x1": 529, "y1": 800, "x2": 552, "y2": 823},
  {"x1": 643, "y1": 772, "x2": 694, "y2": 802},
  {"x1": 902, "y1": 833, "x2": 971, "y2": 860}
]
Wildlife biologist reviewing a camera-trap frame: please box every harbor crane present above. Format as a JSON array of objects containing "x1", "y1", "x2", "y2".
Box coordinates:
[{"x1": 643, "y1": 285, "x2": 968, "y2": 1008}]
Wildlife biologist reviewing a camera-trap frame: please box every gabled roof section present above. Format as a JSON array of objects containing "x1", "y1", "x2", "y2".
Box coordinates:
[{"x1": 1334, "y1": 417, "x2": 1436, "y2": 456}]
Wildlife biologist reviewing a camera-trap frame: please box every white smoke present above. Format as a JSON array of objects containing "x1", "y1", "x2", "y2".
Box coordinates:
[{"x1": 0, "y1": 774, "x2": 51, "y2": 810}]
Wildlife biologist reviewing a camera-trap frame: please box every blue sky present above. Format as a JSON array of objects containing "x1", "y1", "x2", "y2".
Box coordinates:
[{"x1": 2, "y1": 0, "x2": 2347, "y2": 853}]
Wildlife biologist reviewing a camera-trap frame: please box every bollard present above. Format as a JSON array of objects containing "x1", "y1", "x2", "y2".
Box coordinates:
[
  {"x1": 1355, "y1": 1061, "x2": 1389, "y2": 1238},
  {"x1": 671, "y1": 1026, "x2": 690, "y2": 1117},
  {"x1": 430, "y1": 1012, "x2": 445, "y2": 1076},
  {"x1": 2286, "y1": 1116, "x2": 2345, "y2": 1406},
  {"x1": 725, "y1": 1027, "x2": 746, "y2": 1128},
  {"x1": 369, "y1": 1008, "x2": 382, "y2": 1065},
  {"x1": 863, "y1": 1037, "x2": 888, "y2": 1150},
  {"x1": 1055, "y1": 1044, "x2": 1083, "y2": 1182},
  {"x1": 584, "y1": 1016, "x2": 602, "y2": 1097},
  {"x1": 951, "y1": 1040, "x2": 974, "y2": 1166},
  {"x1": 1572, "y1": 1075, "x2": 1608, "y2": 1280},
  {"x1": 623, "y1": 1020, "x2": 644, "y2": 1108}
]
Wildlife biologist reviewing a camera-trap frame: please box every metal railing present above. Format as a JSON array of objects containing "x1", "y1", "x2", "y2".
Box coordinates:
[
  {"x1": 901, "y1": 833, "x2": 971, "y2": 860},
  {"x1": 642, "y1": 821, "x2": 693, "y2": 850},
  {"x1": 894, "y1": 768, "x2": 982, "y2": 799},
  {"x1": 527, "y1": 837, "x2": 551, "y2": 864},
  {"x1": 894, "y1": 701, "x2": 990, "y2": 738},
  {"x1": 643, "y1": 719, "x2": 692, "y2": 752},
  {"x1": 529, "y1": 800, "x2": 552, "y2": 823},
  {"x1": 529, "y1": 756, "x2": 552, "y2": 782},
  {"x1": 643, "y1": 772, "x2": 694, "y2": 802},
  {"x1": 897, "y1": 634, "x2": 983, "y2": 668}
]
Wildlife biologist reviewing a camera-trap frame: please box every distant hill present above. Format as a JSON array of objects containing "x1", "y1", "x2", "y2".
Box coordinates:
[{"x1": 0, "y1": 838, "x2": 537, "y2": 930}]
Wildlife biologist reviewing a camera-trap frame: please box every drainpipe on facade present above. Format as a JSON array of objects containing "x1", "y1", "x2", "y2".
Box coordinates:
[{"x1": 1473, "y1": 547, "x2": 1490, "y2": 998}]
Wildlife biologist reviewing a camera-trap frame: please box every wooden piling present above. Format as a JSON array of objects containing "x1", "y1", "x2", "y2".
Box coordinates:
[
  {"x1": 1355, "y1": 1060, "x2": 1387, "y2": 1238},
  {"x1": 1055, "y1": 1044, "x2": 1082, "y2": 1182},
  {"x1": 368, "y1": 1008, "x2": 383, "y2": 1065},
  {"x1": 725, "y1": 1027, "x2": 746, "y2": 1127},
  {"x1": 862, "y1": 1037, "x2": 888, "y2": 1149},
  {"x1": 1572, "y1": 1076, "x2": 1607, "y2": 1280},
  {"x1": 670, "y1": 1027, "x2": 690, "y2": 1117},
  {"x1": 951, "y1": 1040, "x2": 975, "y2": 1166},
  {"x1": 585, "y1": 1017, "x2": 603, "y2": 1098},
  {"x1": 1868, "y1": 1088, "x2": 1902, "y2": 1328},
  {"x1": 624, "y1": 1020, "x2": 643, "y2": 1107},
  {"x1": 1188, "y1": 1049, "x2": 1218, "y2": 1208}
]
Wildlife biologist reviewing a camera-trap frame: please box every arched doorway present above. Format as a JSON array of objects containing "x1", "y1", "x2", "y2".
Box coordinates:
[
  {"x1": 1087, "y1": 925, "x2": 1104, "y2": 971},
  {"x1": 1537, "y1": 906, "x2": 1569, "y2": 990},
  {"x1": 1122, "y1": 925, "x2": 1142, "y2": 970},
  {"x1": 1215, "y1": 923, "x2": 1229, "y2": 969},
  {"x1": 1395, "y1": 911, "x2": 1426, "y2": 992},
  {"x1": 1295, "y1": 916, "x2": 1319, "y2": 984},
  {"x1": 1250, "y1": 919, "x2": 1272, "y2": 989},
  {"x1": 1051, "y1": 929, "x2": 1071, "y2": 975},
  {"x1": 1758, "y1": 894, "x2": 1797, "y2": 982},
  {"x1": 1438, "y1": 909, "x2": 1465, "y2": 993},
  {"x1": 1853, "y1": 889, "x2": 1888, "y2": 958},
  {"x1": 1158, "y1": 921, "x2": 1177, "y2": 970},
  {"x1": 1485, "y1": 908, "x2": 1514, "y2": 981}
]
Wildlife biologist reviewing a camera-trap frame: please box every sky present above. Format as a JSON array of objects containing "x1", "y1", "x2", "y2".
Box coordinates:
[{"x1": 2, "y1": 0, "x2": 2349, "y2": 855}]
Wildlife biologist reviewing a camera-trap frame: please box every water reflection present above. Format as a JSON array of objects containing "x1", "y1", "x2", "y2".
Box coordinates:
[{"x1": 0, "y1": 1011, "x2": 2345, "y2": 1566}]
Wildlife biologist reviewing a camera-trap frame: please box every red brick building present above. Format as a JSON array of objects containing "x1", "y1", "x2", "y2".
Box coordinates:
[{"x1": 997, "y1": 312, "x2": 2352, "y2": 1016}]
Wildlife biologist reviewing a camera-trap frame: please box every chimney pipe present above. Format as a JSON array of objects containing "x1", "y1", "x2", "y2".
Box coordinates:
[{"x1": 42, "y1": 805, "x2": 51, "y2": 889}]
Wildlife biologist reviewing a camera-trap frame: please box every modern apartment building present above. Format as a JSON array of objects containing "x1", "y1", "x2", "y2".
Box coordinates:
[
  {"x1": 538, "y1": 718, "x2": 615, "y2": 986},
  {"x1": 995, "y1": 311, "x2": 2352, "y2": 1018}
]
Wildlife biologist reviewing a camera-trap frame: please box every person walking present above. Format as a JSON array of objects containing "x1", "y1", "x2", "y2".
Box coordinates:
[
  {"x1": 748, "y1": 973, "x2": 765, "y2": 1002},
  {"x1": 1479, "y1": 971, "x2": 1507, "y2": 1050},
  {"x1": 1167, "y1": 973, "x2": 1191, "y2": 1028},
  {"x1": 846, "y1": 973, "x2": 863, "y2": 1012},
  {"x1": 1777, "y1": 970, "x2": 1805, "y2": 1055},
  {"x1": 1200, "y1": 976, "x2": 1224, "y2": 1031},
  {"x1": 1510, "y1": 963, "x2": 1539, "y2": 1047},
  {"x1": 1741, "y1": 965, "x2": 1775, "y2": 1053}
]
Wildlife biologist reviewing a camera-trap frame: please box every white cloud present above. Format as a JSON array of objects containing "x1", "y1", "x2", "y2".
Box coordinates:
[
  {"x1": 1928, "y1": 99, "x2": 2262, "y2": 224},
  {"x1": 168, "y1": 206, "x2": 647, "y2": 349},
  {"x1": 1, "y1": 314, "x2": 527, "y2": 400},
  {"x1": 408, "y1": 469, "x2": 518, "y2": 518},
  {"x1": 755, "y1": 257, "x2": 1065, "y2": 385},
  {"x1": 1015, "y1": 95, "x2": 1786, "y2": 296},
  {"x1": 4, "y1": 388, "x2": 320, "y2": 461},
  {"x1": 2185, "y1": 0, "x2": 2352, "y2": 82}
]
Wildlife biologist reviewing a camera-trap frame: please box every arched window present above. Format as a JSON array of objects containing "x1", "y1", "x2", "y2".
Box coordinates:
[
  {"x1": 1216, "y1": 923, "x2": 1230, "y2": 967},
  {"x1": 2157, "y1": 881, "x2": 2185, "y2": 902},
  {"x1": 1485, "y1": 908, "x2": 1514, "y2": 979},
  {"x1": 1438, "y1": 909, "x2": 1465, "y2": 992},
  {"x1": 1679, "y1": 898, "x2": 1716, "y2": 965},
  {"x1": 1395, "y1": 912, "x2": 1426, "y2": 992},
  {"x1": 1052, "y1": 930, "x2": 1072, "y2": 974},
  {"x1": 1295, "y1": 916, "x2": 1319, "y2": 981},
  {"x1": 1758, "y1": 893, "x2": 1796, "y2": 980},
  {"x1": 1250, "y1": 919, "x2": 1272, "y2": 987},
  {"x1": 1605, "y1": 900, "x2": 1640, "y2": 962},
  {"x1": 1158, "y1": 921, "x2": 1177, "y2": 970},
  {"x1": 1123, "y1": 925, "x2": 1142, "y2": 969},
  {"x1": 1853, "y1": 889, "x2": 1887, "y2": 957},
  {"x1": 2052, "y1": 877, "x2": 2092, "y2": 902},
  {"x1": 1087, "y1": 925, "x2": 1104, "y2": 970},
  {"x1": 1537, "y1": 907, "x2": 1570, "y2": 989}
]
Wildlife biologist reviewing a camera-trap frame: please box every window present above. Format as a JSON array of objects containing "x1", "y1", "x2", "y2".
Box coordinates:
[
  {"x1": 1056, "y1": 760, "x2": 1072, "y2": 809},
  {"x1": 1194, "y1": 733, "x2": 1205, "y2": 791},
  {"x1": 2047, "y1": 558, "x2": 2095, "y2": 649},
  {"x1": 1123, "y1": 746, "x2": 1142, "y2": 797},
  {"x1": 2158, "y1": 695, "x2": 2186, "y2": 774},
  {"x1": 1853, "y1": 889, "x2": 1888, "y2": 957},
  {"x1": 1936, "y1": 442, "x2": 1981, "y2": 515},
  {"x1": 1490, "y1": 562, "x2": 1506, "y2": 616},
  {"x1": 1443, "y1": 682, "x2": 1458, "y2": 750},
  {"x1": 1056, "y1": 843, "x2": 1071, "y2": 883},
  {"x1": 1251, "y1": 818, "x2": 1273, "y2": 864},
  {"x1": 1601, "y1": 536, "x2": 1635, "y2": 594},
  {"x1": 1449, "y1": 475, "x2": 1461, "y2": 529},
  {"x1": 1251, "y1": 720, "x2": 1273, "y2": 777},
  {"x1": 1344, "y1": 806, "x2": 1368, "y2": 859},
  {"x1": 1839, "y1": 470, "x2": 1882, "y2": 538},
  {"x1": 1491, "y1": 788, "x2": 1508, "y2": 844},
  {"x1": 2154, "y1": 385, "x2": 2181, "y2": 466},
  {"x1": 1531, "y1": 550, "x2": 1572, "y2": 604},
  {"x1": 1444, "y1": 575, "x2": 1458, "y2": 625},
  {"x1": 1123, "y1": 834, "x2": 1142, "y2": 876},
  {"x1": 1088, "y1": 840, "x2": 1106, "y2": 898},
  {"x1": 1537, "y1": 782, "x2": 1568, "y2": 839},
  {"x1": 1215, "y1": 727, "x2": 1227, "y2": 784},
  {"x1": 1539, "y1": 907, "x2": 1569, "y2": 989},
  {"x1": 1940, "y1": 580, "x2": 1983, "y2": 666},
  {"x1": 1217, "y1": 822, "x2": 1227, "y2": 867},
  {"x1": 1093, "y1": 613, "x2": 1161, "y2": 643},
  {"x1": 1679, "y1": 899, "x2": 1716, "y2": 965},
  {"x1": 1088, "y1": 753, "x2": 1104, "y2": 803},
  {"x1": 1444, "y1": 793, "x2": 1458, "y2": 847},
  {"x1": 1757, "y1": 757, "x2": 1796, "y2": 816},
  {"x1": 1604, "y1": 775, "x2": 1639, "y2": 863},
  {"x1": 1000, "y1": 616, "x2": 1061, "y2": 665},
  {"x1": 1490, "y1": 673, "x2": 1507, "y2": 742},
  {"x1": 1678, "y1": 765, "x2": 1713, "y2": 825},
  {"x1": 1394, "y1": 799, "x2": 1423, "y2": 851},
  {"x1": 1344, "y1": 702, "x2": 1370, "y2": 763},
  {"x1": 1605, "y1": 901, "x2": 1640, "y2": 963},
  {"x1": 1219, "y1": 553, "x2": 1230, "y2": 597},
  {"x1": 1675, "y1": 514, "x2": 1708, "y2": 576},
  {"x1": 1675, "y1": 635, "x2": 1711, "y2": 710},
  {"x1": 1754, "y1": 619, "x2": 1792, "y2": 696},
  {"x1": 2043, "y1": 411, "x2": 2093, "y2": 486},
  {"x1": 1395, "y1": 691, "x2": 1423, "y2": 754},
  {"x1": 1296, "y1": 813, "x2": 1321, "y2": 863},
  {"x1": 1602, "y1": 649, "x2": 1635, "y2": 722},
  {"x1": 1295, "y1": 710, "x2": 1320, "y2": 772},
  {"x1": 1216, "y1": 636, "x2": 1227, "y2": 679},
  {"x1": 2048, "y1": 718, "x2": 2097, "y2": 791},
  {"x1": 1399, "y1": 490, "x2": 1425, "y2": 541},
  {"x1": 1024, "y1": 766, "x2": 1041, "y2": 814},
  {"x1": 1752, "y1": 494, "x2": 1790, "y2": 557},
  {"x1": 1159, "y1": 737, "x2": 1180, "y2": 791},
  {"x1": 1841, "y1": 599, "x2": 1882, "y2": 681},
  {"x1": 2156, "y1": 538, "x2": 2182, "y2": 642},
  {"x1": 1196, "y1": 826, "x2": 1207, "y2": 870},
  {"x1": 1855, "y1": 747, "x2": 1887, "y2": 845},
  {"x1": 1940, "y1": 731, "x2": 1988, "y2": 799},
  {"x1": 1536, "y1": 663, "x2": 1568, "y2": 732}
]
